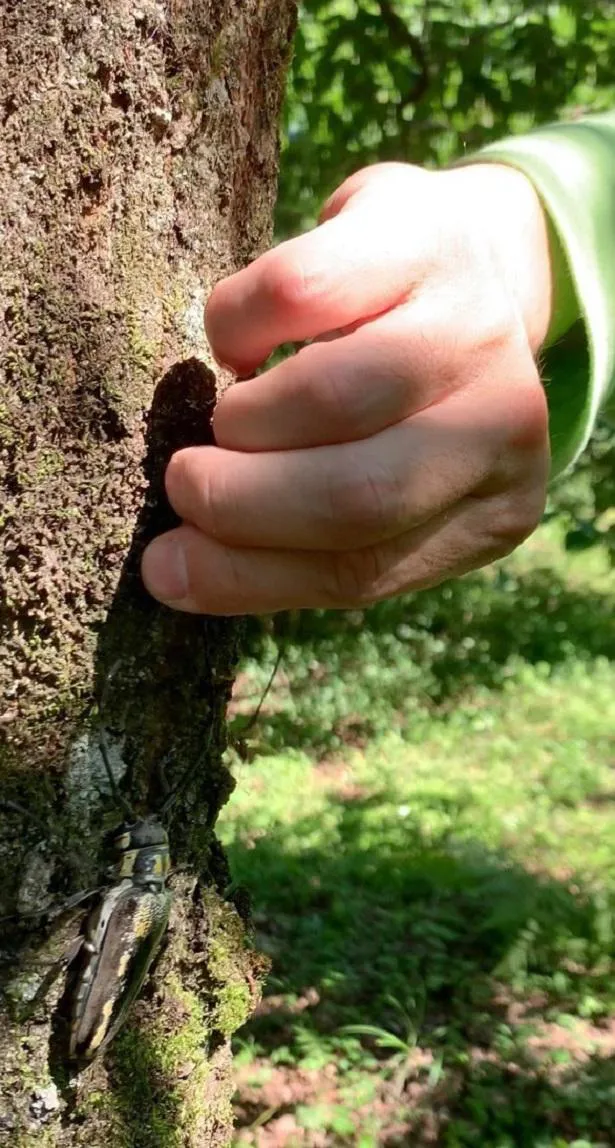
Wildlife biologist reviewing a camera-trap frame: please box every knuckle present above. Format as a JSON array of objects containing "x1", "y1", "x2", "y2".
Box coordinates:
[
  {"x1": 456, "y1": 293, "x2": 515, "y2": 364},
  {"x1": 301, "y1": 348, "x2": 373, "y2": 442},
  {"x1": 219, "y1": 546, "x2": 252, "y2": 612},
  {"x1": 472, "y1": 298, "x2": 517, "y2": 359},
  {"x1": 405, "y1": 287, "x2": 517, "y2": 390},
  {"x1": 259, "y1": 248, "x2": 324, "y2": 315},
  {"x1": 324, "y1": 460, "x2": 406, "y2": 544},
  {"x1": 296, "y1": 344, "x2": 349, "y2": 422},
  {"x1": 486, "y1": 488, "x2": 545, "y2": 557},
  {"x1": 325, "y1": 545, "x2": 387, "y2": 607},
  {"x1": 200, "y1": 463, "x2": 238, "y2": 542},
  {"x1": 506, "y1": 373, "x2": 549, "y2": 454}
]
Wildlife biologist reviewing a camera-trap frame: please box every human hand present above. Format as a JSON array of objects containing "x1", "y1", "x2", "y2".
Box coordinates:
[{"x1": 142, "y1": 161, "x2": 553, "y2": 614}]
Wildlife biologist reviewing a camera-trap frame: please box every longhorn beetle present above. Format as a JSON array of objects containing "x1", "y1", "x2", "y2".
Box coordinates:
[
  {"x1": 5, "y1": 640, "x2": 282, "y2": 1065},
  {"x1": 64, "y1": 718, "x2": 213, "y2": 1063},
  {"x1": 76, "y1": 637, "x2": 287, "y2": 1060},
  {"x1": 1, "y1": 692, "x2": 213, "y2": 1065}
]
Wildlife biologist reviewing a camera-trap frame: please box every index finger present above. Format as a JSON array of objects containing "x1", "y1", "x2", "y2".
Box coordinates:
[{"x1": 204, "y1": 208, "x2": 423, "y2": 376}]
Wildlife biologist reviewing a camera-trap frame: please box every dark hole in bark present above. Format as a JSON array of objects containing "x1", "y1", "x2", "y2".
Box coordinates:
[
  {"x1": 141, "y1": 357, "x2": 217, "y2": 542},
  {"x1": 93, "y1": 357, "x2": 220, "y2": 761},
  {"x1": 93, "y1": 62, "x2": 111, "y2": 89},
  {"x1": 110, "y1": 89, "x2": 131, "y2": 114},
  {"x1": 1, "y1": 95, "x2": 17, "y2": 127},
  {"x1": 79, "y1": 170, "x2": 104, "y2": 202}
]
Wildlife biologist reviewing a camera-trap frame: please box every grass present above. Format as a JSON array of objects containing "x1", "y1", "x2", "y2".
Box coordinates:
[{"x1": 219, "y1": 525, "x2": 615, "y2": 1146}]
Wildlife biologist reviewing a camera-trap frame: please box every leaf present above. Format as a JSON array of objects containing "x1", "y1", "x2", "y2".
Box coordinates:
[
  {"x1": 340, "y1": 1024, "x2": 413, "y2": 1052},
  {"x1": 565, "y1": 525, "x2": 600, "y2": 552}
]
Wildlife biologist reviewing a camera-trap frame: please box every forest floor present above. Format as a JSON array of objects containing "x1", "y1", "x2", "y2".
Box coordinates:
[{"x1": 219, "y1": 525, "x2": 615, "y2": 1148}]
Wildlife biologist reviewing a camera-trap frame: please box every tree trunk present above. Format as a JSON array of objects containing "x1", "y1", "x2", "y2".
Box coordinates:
[{"x1": 0, "y1": 2, "x2": 296, "y2": 1144}]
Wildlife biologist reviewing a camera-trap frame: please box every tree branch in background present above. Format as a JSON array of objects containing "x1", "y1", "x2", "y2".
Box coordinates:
[{"x1": 375, "y1": 0, "x2": 430, "y2": 108}]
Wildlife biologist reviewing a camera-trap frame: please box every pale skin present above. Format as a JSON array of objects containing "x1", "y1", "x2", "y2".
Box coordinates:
[{"x1": 141, "y1": 161, "x2": 558, "y2": 615}]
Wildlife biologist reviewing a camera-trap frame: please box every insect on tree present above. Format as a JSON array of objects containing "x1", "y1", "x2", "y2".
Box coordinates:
[
  {"x1": 1, "y1": 672, "x2": 213, "y2": 1067},
  {"x1": 66, "y1": 731, "x2": 178, "y2": 1063},
  {"x1": 1, "y1": 638, "x2": 283, "y2": 1067}
]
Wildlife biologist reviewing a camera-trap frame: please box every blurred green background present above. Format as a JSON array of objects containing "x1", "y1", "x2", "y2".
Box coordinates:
[{"x1": 220, "y1": 4, "x2": 615, "y2": 1145}]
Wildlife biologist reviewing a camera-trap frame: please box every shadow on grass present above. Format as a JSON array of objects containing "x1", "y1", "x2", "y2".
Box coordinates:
[
  {"x1": 227, "y1": 791, "x2": 615, "y2": 1144},
  {"x1": 405, "y1": 1052, "x2": 615, "y2": 1147},
  {"x1": 235, "y1": 567, "x2": 615, "y2": 756}
]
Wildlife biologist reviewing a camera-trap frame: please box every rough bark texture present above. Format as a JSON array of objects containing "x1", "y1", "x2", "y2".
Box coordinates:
[{"x1": 0, "y1": 2, "x2": 296, "y2": 1144}]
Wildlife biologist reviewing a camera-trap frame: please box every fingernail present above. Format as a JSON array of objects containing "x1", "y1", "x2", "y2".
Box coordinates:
[{"x1": 142, "y1": 535, "x2": 189, "y2": 603}]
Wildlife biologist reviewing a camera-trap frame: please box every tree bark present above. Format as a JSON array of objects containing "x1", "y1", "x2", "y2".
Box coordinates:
[{"x1": 0, "y1": 2, "x2": 296, "y2": 1144}]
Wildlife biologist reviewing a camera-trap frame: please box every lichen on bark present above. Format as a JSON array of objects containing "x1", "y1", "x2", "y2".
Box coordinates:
[{"x1": 0, "y1": 1, "x2": 296, "y2": 1144}]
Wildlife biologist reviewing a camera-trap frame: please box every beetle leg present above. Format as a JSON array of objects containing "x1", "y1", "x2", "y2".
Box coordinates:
[
  {"x1": 26, "y1": 934, "x2": 84, "y2": 1009},
  {"x1": 0, "y1": 886, "x2": 103, "y2": 926}
]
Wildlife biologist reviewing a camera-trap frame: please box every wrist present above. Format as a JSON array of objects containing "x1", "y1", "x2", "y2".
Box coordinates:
[{"x1": 453, "y1": 163, "x2": 555, "y2": 353}]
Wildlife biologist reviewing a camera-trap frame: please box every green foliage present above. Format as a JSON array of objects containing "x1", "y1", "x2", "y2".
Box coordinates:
[
  {"x1": 548, "y1": 421, "x2": 615, "y2": 564},
  {"x1": 278, "y1": 1, "x2": 615, "y2": 236}
]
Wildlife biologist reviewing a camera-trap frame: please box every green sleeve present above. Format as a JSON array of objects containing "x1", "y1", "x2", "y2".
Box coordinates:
[{"x1": 472, "y1": 110, "x2": 615, "y2": 478}]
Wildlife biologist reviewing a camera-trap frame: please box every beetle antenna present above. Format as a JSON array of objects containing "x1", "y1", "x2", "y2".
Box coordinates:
[
  {"x1": 0, "y1": 799, "x2": 50, "y2": 837},
  {"x1": 239, "y1": 641, "x2": 285, "y2": 736},
  {"x1": 158, "y1": 727, "x2": 214, "y2": 820},
  {"x1": 97, "y1": 660, "x2": 134, "y2": 821},
  {"x1": 98, "y1": 724, "x2": 134, "y2": 820}
]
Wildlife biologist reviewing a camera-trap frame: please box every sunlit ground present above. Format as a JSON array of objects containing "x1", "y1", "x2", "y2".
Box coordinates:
[{"x1": 220, "y1": 526, "x2": 614, "y2": 1147}]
